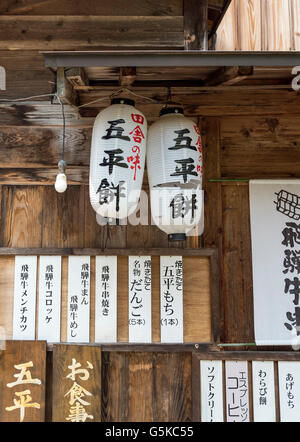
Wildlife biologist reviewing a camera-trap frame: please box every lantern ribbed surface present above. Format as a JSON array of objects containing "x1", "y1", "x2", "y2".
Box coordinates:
[
  {"x1": 147, "y1": 109, "x2": 204, "y2": 239},
  {"x1": 89, "y1": 101, "x2": 147, "y2": 219}
]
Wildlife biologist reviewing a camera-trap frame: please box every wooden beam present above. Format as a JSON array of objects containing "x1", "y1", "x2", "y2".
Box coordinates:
[
  {"x1": 56, "y1": 67, "x2": 78, "y2": 106},
  {"x1": 65, "y1": 67, "x2": 89, "y2": 89},
  {"x1": 119, "y1": 67, "x2": 137, "y2": 87},
  {"x1": 184, "y1": 0, "x2": 208, "y2": 50},
  {"x1": 0, "y1": 16, "x2": 184, "y2": 50},
  {"x1": 204, "y1": 66, "x2": 254, "y2": 87}
]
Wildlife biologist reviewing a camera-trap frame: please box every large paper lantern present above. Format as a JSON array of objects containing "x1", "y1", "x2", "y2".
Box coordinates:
[
  {"x1": 90, "y1": 98, "x2": 147, "y2": 219},
  {"x1": 147, "y1": 107, "x2": 204, "y2": 241}
]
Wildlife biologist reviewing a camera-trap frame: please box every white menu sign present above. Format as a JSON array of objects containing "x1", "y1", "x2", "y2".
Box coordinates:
[
  {"x1": 250, "y1": 180, "x2": 300, "y2": 346},
  {"x1": 128, "y1": 256, "x2": 152, "y2": 343},
  {"x1": 278, "y1": 361, "x2": 300, "y2": 422},
  {"x1": 225, "y1": 361, "x2": 250, "y2": 422},
  {"x1": 252, "y1": 361, "x2": 276, "y2": 422},
  {"x1": 95, "y1": 256, "x2": 117, "y2": 343},
  {"x1": 160, "y1": 256, "x2": 183, "y2": 343},
  {"x1": 38, "y1": 256, "x2": 62, "y2": 342},
  {"x1": 67, "y1": 256, "x2": 90, "y2": 343},
  {"x1": 200, "y1": 360, "x2": 224, "y2": 422},
  {"x1": 13, "y1": 256, "x2": 37, "y2": 340}
]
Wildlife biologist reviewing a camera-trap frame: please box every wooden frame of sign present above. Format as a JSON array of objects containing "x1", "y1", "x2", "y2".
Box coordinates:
[
  {"x1": 0, "y1": 247, "x2": 219, "y2": 351},
  {"x1": 192, "y1": 351, "x2": 300, "y2": 422}
]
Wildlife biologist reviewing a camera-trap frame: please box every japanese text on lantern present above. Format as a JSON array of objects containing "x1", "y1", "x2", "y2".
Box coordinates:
[
  {"x1": 5, "y1": 361, "x2": 42, "y2": 422},
  {"x1": 64, "y1": 358, "x2": 94, "y2": 422},
  {"x1": 168, "y1": 126, "x2": 201, "y2": 184}
]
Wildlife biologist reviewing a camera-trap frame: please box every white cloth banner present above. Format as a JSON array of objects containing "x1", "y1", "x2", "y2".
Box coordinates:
[
  {"x1": 250, "y1": 180, "x2": 300, "y2": 346},
  {"x1": 67, "y1": 256, "x2": 90, "y2": 343},
  {"x1": 225, "y1": 361, "x2": 250, "y2": 422},
  {"x1": 128, "y1": 256, "x2": 152, "y2": 343},
  {"x1": 13, "y1": 256, "x2": 37, "y2": 340},
  {"x1": 278, "y1": 361, "x2": 300, "y2": 422},
  {"x1": 200, "y1": 360, "x2": 224, "y2": 422},
  {"x1": 160, "y1": 256, "x2": 183, "y2": 343},
  {"x1": 38, "y1": 256, "x2": 62, "y2": 342},
  {"x1": 95, "y1": 256, "x2": 117, "y2": 343},
  {"x1": 252, "y1": 361, "x2": 276, "y2": 422}
]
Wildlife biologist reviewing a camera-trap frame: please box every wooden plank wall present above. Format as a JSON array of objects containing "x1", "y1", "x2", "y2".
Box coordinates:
[{"x1": 215, "y1": 0, "x2": 300, "y2": 50}]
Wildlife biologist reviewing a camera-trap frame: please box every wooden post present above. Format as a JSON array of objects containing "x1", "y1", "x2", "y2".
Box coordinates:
[
  {"x1": 184, "y1": 0, "x2": 208, "y2": 50},
  {"x1": 56, "y1": 67, "x2": 78, "y2": 107}
]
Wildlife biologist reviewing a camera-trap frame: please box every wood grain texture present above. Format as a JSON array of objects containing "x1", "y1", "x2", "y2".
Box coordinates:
[
  {"x1": 0, "y1": 0, "x2": 183, "y2": 16},
  {"x1": 0, "y1": 340, "x2": 46, "y2": 422},
  {"x1": 101, "y1": 352, "x2": 192, "y2": 422},
  {"x1": 52, "y1": 344, "x2": 101, "y2": 422},
  {"x1": 222, "y1": 184, "x2": 254, "y2": 344},
  {"x1": 216, "y1": 0, "x2": 297, "y2": 50},
  {"x1": 0, "y1": 16, "x2": 184, "y2": 50}
]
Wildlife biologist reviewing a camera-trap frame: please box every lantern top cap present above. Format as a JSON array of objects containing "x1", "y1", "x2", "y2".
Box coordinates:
[
  {"x1": 160, "y1": 107, "x2": 184, "y2": 117},
  {"x1": 111, "y1": 97, "x2": 135, "y2": 107}
]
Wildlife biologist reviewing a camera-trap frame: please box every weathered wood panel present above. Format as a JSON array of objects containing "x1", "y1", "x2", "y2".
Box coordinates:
[
  {"x1": 220, "y1": 116, "x2": 300, "y2": 179},
  {"x1": 0, "y1": 0, "x2": 183, "y2": 16},
  {"x1": 0, "y1": 341, "x2": 46, "y2": 422},
  {"x1": 0, "y1": 16, "x2": 184, "y2": 50},
  {"x1": 222, "y1": 184, "x2": 254, "y2": 344},
  {"x1": 52, "y1": 345, "x2": 101, "y2": 422},
  {"x1": 101, "y1": 352, "x2": 192, "y2": 422}
]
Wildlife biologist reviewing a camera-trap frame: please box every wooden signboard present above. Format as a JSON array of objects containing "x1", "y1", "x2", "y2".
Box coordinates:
[
  {"x1": 0, "y1": 340, "x2": 46, "y2": 422},
  {"x1": 52, "y1": 345, "x2": 101, "y2": 422}
]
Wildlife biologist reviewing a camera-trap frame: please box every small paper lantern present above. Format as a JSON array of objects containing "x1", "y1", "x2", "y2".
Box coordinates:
[
  {"x1": 89, "y1": 98, "x2": 147, "y2": 219},
  {"x1": 147, "y1": 107, "x2": 204, "y2": 240}
]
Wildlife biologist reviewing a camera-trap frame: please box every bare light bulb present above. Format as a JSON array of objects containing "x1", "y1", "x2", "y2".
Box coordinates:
[{"x1": 55, "y1": 173, "x2": 67, "y2": 193}]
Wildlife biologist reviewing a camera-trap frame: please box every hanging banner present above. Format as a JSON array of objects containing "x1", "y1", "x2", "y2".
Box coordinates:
[
  {"x1": 160, "y1": 256, "x2": 183, "y2": 343},
  {"x1": 252, "y1": 361, "x2": 276, "y2": 422},
  {"x1": 13, "y1": 256, "x2": 37, "y2": 340},
  {"x1": 250, "y1": 180, "x2": 300, "y2": 346},
  {"x1": 0, "y1": 341, "x2": 46, "y2": 422},
  {"x1": 52, "y1": 345, "x2": 101, "y2": 422},
  {"x1": 200, "y1": 360, "x2": 224, "y2": 422},
  {"x1": 128, "y1": 256, "x2": 152, "y2": 343},
  {"x1": 278, "y1": 361, "x2": 300, "y2": 422},
  {"x1": 225, "y1": 361, "x2": 250, "y2": 422},
  {"x1": 67, "y1": 257, "x2": 90, "y2": 343},
  {"x1": 95, "y1": 256, "x2": 117, "y2": 343},
  {"x1": 38, "y1": 256, "x2": 61, "y2": 343}
]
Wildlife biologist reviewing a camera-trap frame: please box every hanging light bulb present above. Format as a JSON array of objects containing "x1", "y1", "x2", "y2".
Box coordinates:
[
  {"x1": 89, "y1": 97, "x2": 147, "y2": 219},
  {"x1": 147, "y1": 107, "x2": 204, "y2": 241},
  {"x1": 54, "y1": 160, "x2": 67, "y2": 193}
]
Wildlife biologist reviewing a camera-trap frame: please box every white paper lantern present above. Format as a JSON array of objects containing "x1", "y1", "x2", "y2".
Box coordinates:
[
  {"x1": 90, "y1": 98, "x2": 147, "y2": 219},
  {"x1": 147, "y1": 107, "x2": 204, "y2": 241}
]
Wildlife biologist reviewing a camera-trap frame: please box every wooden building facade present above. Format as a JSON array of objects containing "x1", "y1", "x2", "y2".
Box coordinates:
[{"x1": 0, "y1": 0, "x2": 300, "y2": 422}]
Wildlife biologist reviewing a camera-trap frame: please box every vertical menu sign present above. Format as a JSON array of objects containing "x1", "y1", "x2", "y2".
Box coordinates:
[
  {"x1": 38, "y1": 256, "x2": 62, "y2": 342},
  {"x1": 160, "y1": 256, "x2": 183, "y2": 343},
  {"x1": 128, "y1": 256, "x2": 152, "y2": 343},
  {"x1": 252, "y1": 361, "x2": 276, "y2": 422},
  {"x1": 225, "y1": 361, "x2": 250, "y2": 422},
  {"x1": 278, "y1": 361, "x2": 300, "y2": 422},
  {"x1": 67, "y1": 257, "x2": 90, "y2": 343},
  {"x1": 13, "y1": 256, "x2": 37, "y2": 340},
  {"x1": 200, "y1": 360, "x2": 224, "y2": 422},
  {"x1": 95, "y1": 256, "x2": 117, "y2": 343}
]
